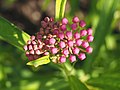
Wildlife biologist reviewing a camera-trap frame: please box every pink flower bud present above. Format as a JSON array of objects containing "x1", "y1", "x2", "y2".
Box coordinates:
[
  {"x1": 66, "y1": 31, "x2": 72, "y2": 39},
  {"x1": 62, "y1": 48, "x2": 69, "y2": 56},
  {"x1": 38, "y1": 44, "x2": 43, "y2": 49},
  {"x1": 86, "y1": 46, "x2": 93, "y2": 53},
  {"x1": 28, "y1": 55, "x2": 34, "y2": 60},
  {"x1": 32, "y1": 41, "x2": 36, "y2": 45},
  {"x1": 59, "y1": 41, "x2": 66, "y2": 48},
  {"x1": 67, "y1": 40, "x2": 74, "y2": 47},
  {"x1": 44, "y1": 52, "x2": 49, "y2": 56},
  {"x1": 28, "y1": 45, "x2": 33, "y2": 50},
  {"x1": 81, "y1": 41, "x2": 89, "y2": 48},
  {"x1": 87, "y1": 28, "x2": 93, "y2": 35},
  {"x1": 49, "y1": 38, "x2": 56, "y2": 45},
  {"x1": 53, "y1": 29, "x2": 59, "y2": 35},
  {"x1": 44, "y1": 40, "x2": 49, "y2": 44},
  {"x1": 45, "y1": 29, "x2": 49, "y2": 34},
  {"x1": 79, "y1": 20, "x2": 86, "y2": 27},
  {"x1": 27, "y1": 40, "x2": 31, "y2": 44},
  {"x1": 30, "y1": 35, "x2": 36, "y2": 41},
  {"x1": 69, "y1": 55, "x2": 76, "y2": 62},
  {"x1": 38, "y1": 40, "x2": 42, "y2": 44},
  {"x1": 74, "y1": 32, "x2": 80, "y2": 39},
  {"x1": 75, "y1": 39, "x2": 82, "y2": 46},
  {"x1": 78, "y1": 53, "x2": 86, "y2": 60},
  {"x1": 72, "y1": 16, "x2": 79, "y2": 23},
  {"x1": 26, "y1": 51, "x2": 29, "y2": 56},
  {"x1": 72, "y1": 47, "x2": 80, "y2": 55},
  {"x1": 71, "y1": 23, "x2": 77, "y2": 30},
  {"x1": 29, "y1": 50, "x2": 34, "y2": 55},
  {"x1": 24, "y1": 45, "x2": 28, "y2": 51},
  {"x1": 44, "y1": 17, "x2": 50, "y2": 22},
  {"x1": 37, "y1": 34, "x2": 42, "y2": 40},
  {"x1": 60, "y1": 25, "x2": 66, "y2": 31},
  {"x1": 35, "y1": 50, "x2": 41, "y2": 55},
  {"x1": 58, "y1": 32, "x2": 64, "y2": 40},
  {"x1": 33, "y1": 45, "x2": 38, "y2": 50},
  {"x1": 41, "y1": 21, "x2": 47, "y2": 28},
  {"x1": 59, "y1": 56, "x2": 66, "y2": 63},
  {"x1": 50, "y1": 17, "x2": 54, "y2": 22},
  {"x1": 62, "y1": 18, "x2": 68, "y2": 25},
  {"x1": 80, "y1": 30, "x2": 87, "y2": 36},
  {"x1": 51, "y1": 47, "x2": 58, "y2": 54},
  {"x1": 87, "y1": 35, "x2": 94, "y2": 42}
]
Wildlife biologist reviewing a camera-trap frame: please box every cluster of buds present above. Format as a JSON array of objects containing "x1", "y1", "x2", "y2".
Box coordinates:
[{"x1": 24, "y1": 16, "x2": 94, "y2": 63}]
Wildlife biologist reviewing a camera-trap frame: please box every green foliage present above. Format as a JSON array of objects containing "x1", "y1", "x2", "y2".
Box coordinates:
[
  {"x1": 27, "y1": 55, "x2": 50, "y2": 67},
  {"x1": 87, "y1": 73, "x2": 120, "y2": 90},
  {"x1": 0, "y1": 0, "x2": 120, "y2": 90},
  {"x1": 0, "y1": 16, "x2": 30, "y2": 51},
  {"x1": 68, "y1": 75, "x2": 88, "y2": 90}
]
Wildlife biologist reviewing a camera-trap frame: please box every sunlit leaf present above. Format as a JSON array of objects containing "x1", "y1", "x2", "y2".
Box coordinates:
[
  {"x1": 55, "y1": 0, "x2": 67, "y2": 20},
  {"x1": 27, "y1": 55, "x2": 50, "y2": 67},
  {"x1": 0, "y1": 16, "x2": 30, "y2": 51}
]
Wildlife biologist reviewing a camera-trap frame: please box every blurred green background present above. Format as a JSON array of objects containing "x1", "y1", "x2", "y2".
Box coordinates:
[{"x1": 0, "y1": 0, "x2": 120, "y2": 90}]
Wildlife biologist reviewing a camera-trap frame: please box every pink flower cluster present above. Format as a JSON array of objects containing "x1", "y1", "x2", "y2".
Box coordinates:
[{"x1": 24, "y1": 16, "x2": 94, "y2": 63}]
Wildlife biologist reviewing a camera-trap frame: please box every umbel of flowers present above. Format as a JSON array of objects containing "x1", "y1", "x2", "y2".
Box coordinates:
[{"x1": 23, "y1": 16, "x2": 94, "y2": 63}]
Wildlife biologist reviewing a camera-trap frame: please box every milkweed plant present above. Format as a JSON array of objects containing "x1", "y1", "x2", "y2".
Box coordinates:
[{"x1": 0, "y1": 0, "x2": 94, "y2": 90}]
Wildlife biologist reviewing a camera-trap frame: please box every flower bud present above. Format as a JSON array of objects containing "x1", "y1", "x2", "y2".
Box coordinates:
[
  {"x1": 69, "y1": 55, "x2": 76, "y2": 62},
  {"x1": 80, "y1": 30, "x2": 87, "y2": 36},
  {"x1": 59, "y1": 56, "x2": 66, "y2": 63},
  {"x1": 66, "y1": 31, "x2": 72, "y2": 39},
  {"x1": 51, "y1": 47, "x2": 58, "y2": 54},
  {"x1": 79, "y1": 20, "x2": 86, "y2": 27},
  {"x1": 72, "y1": 47, "x2": 80, "y2": 55},
  {"x1": 59, "y1": 41, "x2": 66, "y2": 48},
  {"x1": 62, "y1": 18, "x2": 68, "y2": 25},
  {"x1": 30, "y1": 35, "x2": 36, "y2": 41},
  {"x1": 87, "y1": 28, "x2": 93, "y2": 35},
  {"x1": 58, "y1": 32, "x2": 64, "y2": 40},
  {"x1": 72, "y1": 16, "x2": 79, "y2": 23},
  {"x1": 60, "y1": 25, "x2": 66, "y2": 31},
  {"x1": 78, "y1": 53, "x2": 86, "y2": 60},
  {"x1": 71, "y1": 23, "x2": 77, "y2": 30},
  {"x1": 81, "y1": 41, "x2": 89, "y2": 48},
  {"x1": 87, "y1": 35, "x2": 94, "y2": 42},
  {"x1": 86, "y1": 46, "x2": 93, "y2": 53},
  {"x1": 24, "y1": 45, "x2": 28, "y2": 51},
  {"x1": 62, "y1": 48, "x2": 69, "y2": 56},
  {"x1": 49, "y1": 38, "x2": 56, "y2": 45},
  {"x1": 74, "y1": 32, "x2": 80, "y2": 39},
  {"x1": 75, "y1": 39, "x2": 82, "y2": 46},
  {"x1": 67, "y1": 40, "x2": 74, "y2": 47}
]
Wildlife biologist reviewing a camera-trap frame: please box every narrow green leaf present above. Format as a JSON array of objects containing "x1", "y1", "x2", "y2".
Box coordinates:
[
  {"x1": 27, "y1": 55, "x2": 50, "y2": 67},
  {"x1": 0, "y1": 16, "x2": 30, "y2": 51},
  {"x1": 59, "y1": 0, "x2": 67, "y2": 19},
  {"x1": 68, "y1": 75, "x2": 88, "y2": 90},
  {"x1": 55, "y1": 0, "x2": 62, "y2": 20},
  {"x1": 55, "y1": 0, "x2": 67, "y2": 20}
]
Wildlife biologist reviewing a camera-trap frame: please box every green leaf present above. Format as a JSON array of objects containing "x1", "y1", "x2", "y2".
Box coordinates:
[
  {"x1": 68, "y1": 75, "x2": 88, "y2": 90},
  {"x1": 55, "y1": 0, "x2": 67, "y2": 20},
  {"x1": 55, "y1": 0, "x2": 62, "y2": 20},
  {"x1": 27, "y1": 55, "x2": 50, "y2": 67},
  {"x1": 59, "y1": 0, "x2": 67, "y2": 19},
  {"x1": 87, "y1": 74, "x2": 120, "y2": 90},
  {"x1": 0, "y1": 16, "x2": 30, "y2": 51}
]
